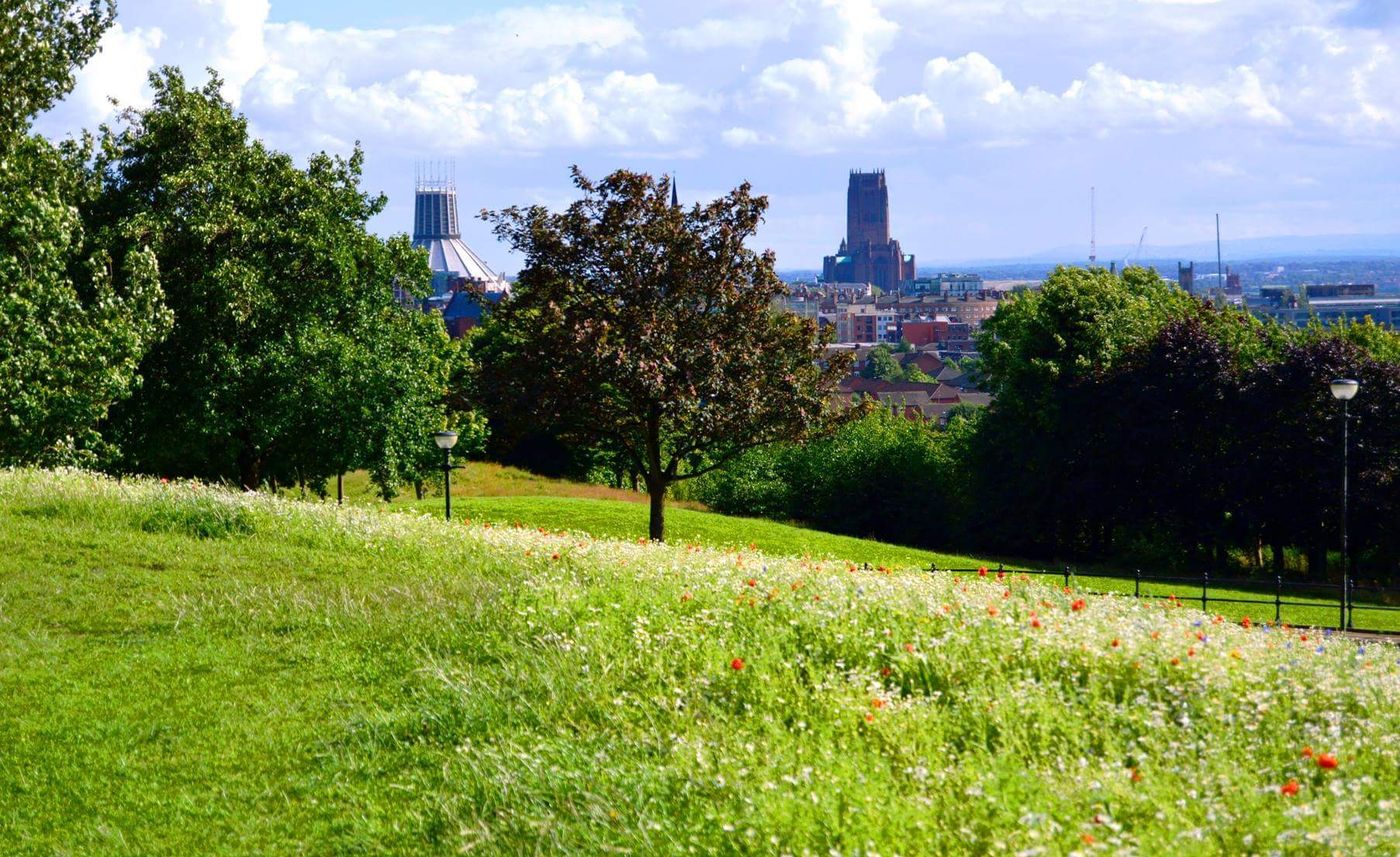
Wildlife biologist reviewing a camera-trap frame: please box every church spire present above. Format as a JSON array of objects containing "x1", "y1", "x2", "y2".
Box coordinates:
[{"x1": 670, "y1": 173, "x2": 678, "y2": 209}]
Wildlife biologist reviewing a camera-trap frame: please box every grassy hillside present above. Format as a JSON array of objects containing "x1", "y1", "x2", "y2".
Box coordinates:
[{"x1": 2, "y1": 470, "x2": 1397, "y2": 855}]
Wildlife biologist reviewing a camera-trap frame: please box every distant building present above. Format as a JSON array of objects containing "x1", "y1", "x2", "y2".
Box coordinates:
[
  {"x1": 902, "y1": 273, "x2": 983, "y2": 297},
  {"x1": 411, "y1": 171, "x2": 508, "y2": 297},
  {"x1": 411, "y1": 168, "x2": 508, "y2": 337},
  {"x1": 1178, "y1": 262, "x2": 1195, "y2": 294},
  {"x1": 822, "y1": 170, "x2": 915, "y2": 293}
]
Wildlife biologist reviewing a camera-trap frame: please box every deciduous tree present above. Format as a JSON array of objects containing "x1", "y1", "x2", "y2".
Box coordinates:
[{"x1": 478, "y1": 168, "x2": 851, "y2": 541}]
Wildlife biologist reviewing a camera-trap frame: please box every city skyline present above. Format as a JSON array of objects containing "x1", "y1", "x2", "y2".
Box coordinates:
[{"x1": 35, "y1": 0, "x2": 1400, "y2": 273}]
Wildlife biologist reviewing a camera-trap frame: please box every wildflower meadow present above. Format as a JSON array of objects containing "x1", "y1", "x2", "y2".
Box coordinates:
[{"x1": 1, "y1": 469, "x2": 1397, "y2": 855}]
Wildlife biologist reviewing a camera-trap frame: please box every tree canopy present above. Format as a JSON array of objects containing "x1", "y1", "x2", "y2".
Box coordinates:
[
  {"x1": 0, "y1": 0, "x2": 171, "y2": 467},
  {"x1": 96, "y1": 68, "x2": 464, "y2": 492},
  {"x1": 477, "y1": 167, "x2": 851, "y2": 540}
]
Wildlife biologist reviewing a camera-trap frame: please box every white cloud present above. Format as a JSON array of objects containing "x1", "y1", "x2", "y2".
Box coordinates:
[
  {"x1": 664, "y1": 14, "x2": 796, "y2": 51},
  {"x1": 67, "y1": 23, "x2": 165, "y2": 121},
  {"x1": 730, "y1": 0, "x2": 944, "y2": 151}
]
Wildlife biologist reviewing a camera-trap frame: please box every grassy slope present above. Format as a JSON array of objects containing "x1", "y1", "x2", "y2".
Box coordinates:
[
  {"x1": 2, "y1": 471, "x2": 1398, "y2": 855},
  {"x1": 334, "y1": 466, "x2": 1397, "y2": 631}
]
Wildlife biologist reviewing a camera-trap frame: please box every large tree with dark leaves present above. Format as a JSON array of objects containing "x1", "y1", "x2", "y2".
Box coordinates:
[{"x1": 478, "y1": 168, "x2": 851, "y2": 541}]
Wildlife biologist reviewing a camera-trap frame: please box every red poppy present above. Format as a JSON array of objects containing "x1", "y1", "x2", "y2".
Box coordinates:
[
  {"x1": 871, "y1": 698, "x2": 886, "y2": 709},
  {"x1": 864, "y1": 712, "x2": 875, "y2": 723},
  {"x1": 680, "y1": 592, "x2": 693, "y2": 602},
  {"x1": 1317, "y1": 753, "x2": 1338, "y2": 769},
  {"x1": 1280, "y1": 779, "x2": 1300, "y2": 796},
  {"x1": 1030, "y1": 618, "x2": 1042, "y2": 629},
  {"x1": 987, "y1": 606, "x2": 999, "y2": 617},
  {"x1": 880, "y1": 666, "x2": 892, "y2": 677},
  {"x1": 1111, "y1": 638, "x2": 1120, "y2": 648},
  {"x1": 1240, "y1": 617, "x2": 1252, "y2": 629},
  {"x1": 746, "y1": 578, "x2": 757, "y2": 587},
  {"x1": 1301, "y1": 746, "x2": 1314, "y2": 758},
  {"x1": 730, "y1": 658, "x2": 745, "y2": 671},
  {"x1": 1071, "y1": 599, "x2": 1086, "y2": 612},
  {"x1": 904, "y1": 642, "x2": 915, "y2": 653},
  {"x1": 978, "y1": 567, "x2": 988, "y2": 577}
]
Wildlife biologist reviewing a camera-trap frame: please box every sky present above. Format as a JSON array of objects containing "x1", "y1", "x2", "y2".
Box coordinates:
[{"x1": 36, "y1": 0, "x2": 1400, "y2": 272}]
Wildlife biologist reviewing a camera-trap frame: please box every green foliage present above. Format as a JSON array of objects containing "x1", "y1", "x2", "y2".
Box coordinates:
[
  {"x1": 860, "y1": 343, "x2": 901, "y2": 380},
  {"x1": 0, "y1": 3, "x2": 169, "y2": 466},
  {"x1": 478, "y1": 168, "x2": 851, "y2": 540},
  {"x1": 96, "y1": 69, "x2": 457, "y2": 493},
  {"x1": 0, "y1": 0, "x2": 112, "y2": 146},
  {"x1": 694, "y1": 410, "x2": 966, "y2": 547}
]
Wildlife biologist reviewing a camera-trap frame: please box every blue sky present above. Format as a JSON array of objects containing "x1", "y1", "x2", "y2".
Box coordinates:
[{"x1": 38, "y1": 0, "x2": 1400, "y2": 271}]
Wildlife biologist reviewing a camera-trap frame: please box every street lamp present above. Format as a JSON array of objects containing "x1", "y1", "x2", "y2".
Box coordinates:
[
  {"x1": 1329, "y1": 379, "x2": 1359, "y2": 629},
  {"x1": 433, "y1": 430, "x2": 459, "y2": 521}
]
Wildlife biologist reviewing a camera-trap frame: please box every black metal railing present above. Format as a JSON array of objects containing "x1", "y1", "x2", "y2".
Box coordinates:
[{"x1": 903, "y1": 564, "x2": 1400, "y2": 635}]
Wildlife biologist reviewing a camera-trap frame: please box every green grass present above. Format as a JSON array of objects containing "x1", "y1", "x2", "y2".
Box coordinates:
[
  {"x1": 402, "y1": 493, "x2": 984, "y2": 570},
  {"x1": 2, "y1": 470, "x2": 1397, "y2": 855},
  {"x1": 393, "y1": 494, "x2": 1400, "y2": 633}
]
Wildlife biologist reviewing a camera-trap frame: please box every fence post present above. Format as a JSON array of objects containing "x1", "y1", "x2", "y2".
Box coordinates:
[
  {"x1": 1201, "y1": 571, "x2": 1209, "y2": 612},
  {"x1": 1063, "y1": 565, "x2": 1070, "y2": 590},
  {"x1": 1274, "y1": 575, "x2": 1282, "y2": 625},
  {"x1": 1134, "y1": 569, "x2": 1141, "y2": 599},
  {"x1": 1346, "y1": 578, "x2": 1353, "y2": 631}
]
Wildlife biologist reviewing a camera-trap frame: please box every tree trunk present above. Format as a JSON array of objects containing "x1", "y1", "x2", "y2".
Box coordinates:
[
  {"x1": 238, "y1": 450, "x2": 261, "y2": 491},
  {"x1": 1271, "y1": 541, "x2": 1285, "y2": 575},
  {"x1": 645, "y1": 404, "x2": 665, "y2": 542},
  {"x1": 648, "y1": 478, "x2": 666, "y2": 542}
]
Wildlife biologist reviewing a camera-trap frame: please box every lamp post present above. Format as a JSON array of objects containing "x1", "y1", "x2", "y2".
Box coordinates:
[
  {"x1": 433, "y1": 430, "x2": 459, "y2": 521},
  {"x1": 1329, "y1": 378, "x2": 1359, "y2": 629}
]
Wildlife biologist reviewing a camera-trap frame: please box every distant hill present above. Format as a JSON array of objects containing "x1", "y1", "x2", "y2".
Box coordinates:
[{"x1": 935, "y1": 233, "x2": 1400, "y2": 268}]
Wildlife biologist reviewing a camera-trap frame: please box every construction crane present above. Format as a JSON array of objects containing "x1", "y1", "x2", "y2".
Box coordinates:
[
  {"x1": 1089, "y1": 187, "x2": 1097, "y2": 266},
  {"x1": 1124, "y1": 227, "x2": 1147, "y2": 269}
]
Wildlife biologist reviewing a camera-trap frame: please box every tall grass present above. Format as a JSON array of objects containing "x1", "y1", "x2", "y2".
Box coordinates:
[{"x1": 0, "y1": 469, "x2": 1397, "y2": 855}]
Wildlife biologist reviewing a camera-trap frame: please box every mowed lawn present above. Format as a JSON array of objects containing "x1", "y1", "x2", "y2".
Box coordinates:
[{"x1": 1, "y1": 471, "x2": 1399, "y2": 854}]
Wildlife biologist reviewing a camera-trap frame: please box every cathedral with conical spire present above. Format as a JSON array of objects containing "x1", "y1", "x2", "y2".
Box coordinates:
[{"x1": 411, "y1": 162, "x2": 507, "y2": 297}]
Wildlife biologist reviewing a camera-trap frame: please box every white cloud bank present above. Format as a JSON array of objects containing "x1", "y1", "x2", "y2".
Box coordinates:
[{"x1": 44, "y1": 0, "x2": 1400, "y2": 155}]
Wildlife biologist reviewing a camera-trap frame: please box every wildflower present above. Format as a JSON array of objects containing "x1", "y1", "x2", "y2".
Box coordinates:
[
  {"x1": 1170, "y1": 657, "x2": 1180, "y2": 666},
  {"x1": 865, "y1": 712, "x2": 875, "y2": 723},
  {"x1": 159, "y1": 477, "x2": 170, "y2": 485},
  {"x1": 680, "y1": 591, "x2": 693, "y2": 602},
  {"x1": 1302, "y1": 747, "x2": 1314, "y2": 759},
  {"x1": 1241, "y1": 617, "x2": 1252, "y2": 629},
  {"x1": 1229, "y1": 649, "x2": 1242, "y2": 659},
  {"x1": 987, "y1": 606, "x2": 999, "y2": 617},
  {"x1": 1071, "y1": 599, "x2": 1086, "y2": 612},
  {"x1": 1111, "y1": 638, "x2": 1120, "y2": 648},
  {"x1": 1130, "y1": 768, "x2": 1143, "y2": 783},
  {"x1": 730, "y1": 658, "x2": 745, "y2": 671},
  {"x1": 1031, "y1": 618, "x2": 1042, "y2": 629},
  {"x1": 1081, "y1": 834, "x2": 1096, "y2": 845},
  {"x1": 1280, "y1": 779, "x2": 1300, "y2": 796},
  {"x1": 871, "y1": 698, "x2": 886, "y2": 709},
  {"x1": 1317, "y1": 753, "x2": 1338, "y2": 770},
  {"x1": 1150, "y1": 631, "x2": 1161, "y2": 640},
  {"x1": 996, "y1": 570, "x2": 1006, "y2": 581},
  {"x1": 746, "y1": 578, "x2": 757, "y2": 587},
  {"x1": 978, "y1": 567, "x2": 988, "y2": 577},
  {"x1": 550, "y1": 552, "x2": 560, "y2": 561},
  {"x1": 904, "y1": 642, "x2": 916, "y2": 653},
  {"x1": 880, "y1": 667, "x2": 893, "y2": 677}
]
